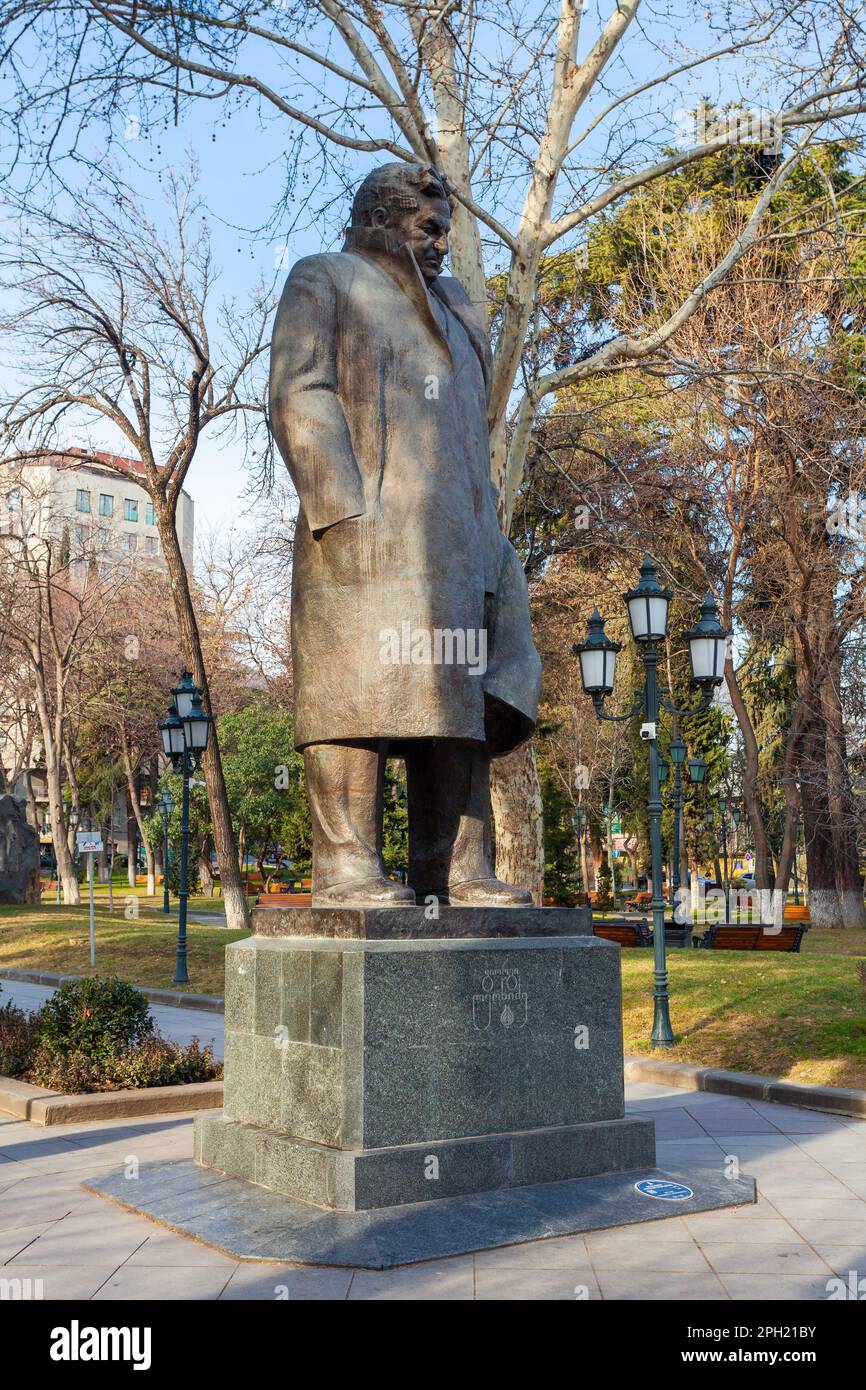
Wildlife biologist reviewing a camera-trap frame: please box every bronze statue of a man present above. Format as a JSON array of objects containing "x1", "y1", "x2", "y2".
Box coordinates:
[{"x1": 269, "y1": 162, "x2": 541, "y2": 907}]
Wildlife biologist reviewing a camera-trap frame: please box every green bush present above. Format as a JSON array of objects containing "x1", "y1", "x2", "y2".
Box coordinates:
[
  {"x1": 0, "y1": 1001, "x2": 42, "y2": 1077},
  {"x1": 28, "y1": 1037, "x2": 221, "y2": 1093},
  {"x1": 0, "y1": 975, "x2": 222, "y2": 1093},
  {"x1": 37, "y1": 977, "x2": 154, "y2": 1063}
]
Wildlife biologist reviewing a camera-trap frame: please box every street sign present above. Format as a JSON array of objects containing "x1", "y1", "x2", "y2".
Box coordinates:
[{"x1": 76, "y1": 832, "x2": 103, "y2": 854}]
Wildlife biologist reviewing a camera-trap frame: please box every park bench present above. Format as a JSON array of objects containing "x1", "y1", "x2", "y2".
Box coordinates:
[
  {"x1": 592, "y1": 917, "x2": 652, "y2": 947},
  {"x1": 625, "y1": 891, "x2": 652, "y2": 911},
  {"x1": 256, "y1": 891, "x2": 313, "y2": 907},
  {"x1": 697, "y1": 923, "x2": 808, "y2": 952}
]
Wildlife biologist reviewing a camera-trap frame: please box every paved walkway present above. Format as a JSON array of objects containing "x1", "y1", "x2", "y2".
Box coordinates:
[
  {"x1": 1, "y1": 1081, "x2": 864, "y2": 1300},
  {"x1": 0, "y1": 980, "x2": 223, "y2": 1059}
]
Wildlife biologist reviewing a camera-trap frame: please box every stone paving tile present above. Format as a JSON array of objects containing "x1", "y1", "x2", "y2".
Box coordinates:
[
  {"x1": 585, "y1": 1241, "x2": 709, "y2": 1273},
  {"x1": 777, "y1": 1218, "x2": 866, "y2": 1245},
  {"x1": 586, "y1": 1216, "x2": 695, "y2": 1245},
  {"x1": 717, "y1": 1272, "x2": 839, "y2": 1301},
  {"x1": 123, "y1": 1229, "x2": 239, "y2": 1267},
  {"x1": 634, "y1": 1109, "x2": 710, "y2": 1139},
  {"x1": 0, "y1": 1221, "x2": 53, "y2": 1263},
  {"x1": 804, "y1": 1245, "x2": 866, "y2": 1278},
  {"x1": 694, "y1": 1242, "x2": 832, "y2": 1276},
  {"x1": 596, "y1": 1271, "x2": 728, "y2": 1300},
  {"x1": 763, "y1": 1197, "x2": 866, "y2": 1221},
  {"x1": 473, "y1": 1235, "x2": 593, "y2": 1270},
  {"x1": 4, "y1": 1265, "x2": 122, "y2": 1300},
  {"x1": 92, "y1": 1265, "x2": 234, "y2": 1300},
  {"x1": 347, "y1": 1260, "x2": 474, "y2": 1301},
  {"x1": 219, "y1": 1265, "x2": 353, "y2": 1300},
  {"x1": 6, "y1": 1211, "x2": 151, "y2": 1266},
  {"x1": 684, "y1": 1216, "x2": 801, "y2": 1244},
  {"x1": 0, "y1": 1192, "x2": 94, "y2": 1231},
  {"x1": 476, "y1": 1267, "x2": 601, "y2": 1300}
]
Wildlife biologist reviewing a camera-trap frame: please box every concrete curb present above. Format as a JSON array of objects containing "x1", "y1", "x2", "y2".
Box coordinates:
[
  {"x1": 0, "y1": 1075, "x2": 224, "y2": 1125},
  {"x1": 0, "y1": 969, "x2": 223, "y2": 1014},
  {"x1": 624, "y1": 1056, "x2": 866, "y2": 1118}
]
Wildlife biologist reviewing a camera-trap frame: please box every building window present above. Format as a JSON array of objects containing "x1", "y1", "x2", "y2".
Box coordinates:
[
  {"x1": 146, "y1": 501, "x2": 156, "y2": 526},
  {"x1": 76, "y1": 489, "x2": 90, "y2": 514},
  {"x1": 96, "y1": 527, "x2": 109, "y2": 545},
  {"x1": 145, "y1": 535, "x2": 159, "y2": 556},
  {"x1": 124, "y1": 498, "x2": 138, "y2": 522},
  {"x1": 121, "y1": 532, "x2": 137, "y2": 553},
  {"x1": 74, "y1": 522, "x2": 88, "y2": 545},
  {"x1": 99, "y1": 494, "x2": 114, "y2": 517},
  {"x1": 71, "y1": 559, "x2": 87, "y2": 580},
  {"x1": 98, "y1": 561, "x2": 111, "y2": 579}
]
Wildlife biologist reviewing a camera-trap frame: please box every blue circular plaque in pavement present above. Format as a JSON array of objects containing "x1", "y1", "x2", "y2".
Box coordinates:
[{"x1": 634, "y1": 1179, "x2": 694, "y2": 1201}]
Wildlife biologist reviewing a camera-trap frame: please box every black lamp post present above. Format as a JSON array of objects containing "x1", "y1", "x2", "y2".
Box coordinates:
[
  {"x1": 669, "y1": 738, "x2": 688, "y2": 897},
  {"x1": 571, "y1": 805, "x2": 586, "y2": 903},
  {"x1": 158, "y1": 787, "x2": 175, "y2": 915},
  {"x1": 574, "y1": 558, "x2": 728, "y2": 1048},
  {"x1": 159, "y1": 673, "x2": 212, "y2": 986}
]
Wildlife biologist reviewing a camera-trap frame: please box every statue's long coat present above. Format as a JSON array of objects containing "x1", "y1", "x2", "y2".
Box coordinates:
[{"x1": 269, "y1": 227, "x2": 540, "y2": 754}]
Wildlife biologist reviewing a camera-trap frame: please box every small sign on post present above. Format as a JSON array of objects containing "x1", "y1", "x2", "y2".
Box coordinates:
[{"x1": 76, "y1": 831, "x2": 104, "y2": 965}]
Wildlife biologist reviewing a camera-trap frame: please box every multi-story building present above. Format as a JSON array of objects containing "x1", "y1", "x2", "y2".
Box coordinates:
[{"x1": 3, "y1": 449, "x2": 195, "y2": 575}]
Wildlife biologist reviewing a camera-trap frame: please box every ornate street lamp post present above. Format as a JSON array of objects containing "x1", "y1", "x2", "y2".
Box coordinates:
[
  {"x1": 574, "y1": 557, "x2": 727, "y2": 1048},
  {"x1": 159, "y1": 673, "x2": 212, "y2": 986},
  {"x1": 669, "y1": 738, "x2": 688, "y2": 897},
  {"x1": 158, "y1": 787, "x2": 175, "y2": 916},
  {"x1": 571, "y1": 805, "x2": 586, "y2": 904}
]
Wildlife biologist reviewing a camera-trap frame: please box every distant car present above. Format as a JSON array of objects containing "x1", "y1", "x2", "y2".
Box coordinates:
[{"x1": 739, "y1": 874, "x2": 758, "y2": 891}]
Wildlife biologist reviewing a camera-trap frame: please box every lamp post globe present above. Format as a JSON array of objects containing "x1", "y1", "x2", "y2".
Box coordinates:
[
  {"x1": 573, "y1": 609, "x2": 621, "y2": 708},
  {"x1": 669, "y1": 738, "x2": 687, "y2": 766},
  {"x1": 683, "y1": 591, "x2": 729, "y2": 694},
  {"x1": 172, "y1": 670, "x2": 197, "y2": 721},
  {"x1": 621, "y1": 555, "x2": 672, "y2": 645}
]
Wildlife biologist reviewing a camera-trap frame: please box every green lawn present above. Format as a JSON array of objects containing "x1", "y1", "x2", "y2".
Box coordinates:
[
  {"x1": 0, "y1": 903, "x2": 247, "y2": 996},
  {"x1": 623, "y1": 929, "x2": 866, "y2": 1090}
]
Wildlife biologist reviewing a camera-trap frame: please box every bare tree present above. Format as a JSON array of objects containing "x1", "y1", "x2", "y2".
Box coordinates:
[
  {"x1": 0, "y1": 168, "x2": 274, "y2": 929},
  {"x1": 0, "y1": 463, "x2": 130, "y2": 902}
]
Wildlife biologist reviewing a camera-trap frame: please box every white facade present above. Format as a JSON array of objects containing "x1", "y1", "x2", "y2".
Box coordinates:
[{"x1": 3, "y1": 450, "x2": 194, "y2": 575}]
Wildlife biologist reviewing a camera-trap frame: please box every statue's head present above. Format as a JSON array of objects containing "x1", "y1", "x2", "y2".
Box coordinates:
[{"x1": 350, "y1": 162, "x2": 454, "y2": 284}]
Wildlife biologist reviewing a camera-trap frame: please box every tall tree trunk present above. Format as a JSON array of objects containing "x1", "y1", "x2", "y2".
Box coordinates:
[
  {"x1": 120, "y1": 730, "x2": 156, "y2": 897},
  {"x1": 32, "y1": 683, "x2": 79, "y2": 904},
  {"x1": 797, "y1": 683, "x2": 842, "y2": 928},
  {"x1": 821, "y1": 656, "x2": 866, "y2": 928},
  {"x1": 490, "y1": 742, "x2": 544, "y2": 903},
  {"x1": 724, "y1": 656, "x2": 775, "y2": 889},
  {"x1": 156, "y1": 508, "x2": 249, "y2": 931}
]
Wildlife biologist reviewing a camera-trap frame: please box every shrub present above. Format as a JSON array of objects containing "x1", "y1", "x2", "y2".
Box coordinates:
[
  {"x1": 28, "y1": 1037, "x2": 221, "y2": 1093},
  {"x1": 37, "y1": 977, "x2": 154, "y2": 1063},
  {"x1": 0, "y1": 1001, "x2": 42, "y2": 1077},
  {"x1": 594, "y1": 862, "x2": 614, "y2": 911}
]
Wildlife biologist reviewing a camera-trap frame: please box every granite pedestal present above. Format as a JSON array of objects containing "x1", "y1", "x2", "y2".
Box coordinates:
[
  {"x1": 194, "y1": 905, "x2": 657, "y2": 1211},
  {"x1": 86, "y1": 906, "x2": 756, "y2": 1265}
]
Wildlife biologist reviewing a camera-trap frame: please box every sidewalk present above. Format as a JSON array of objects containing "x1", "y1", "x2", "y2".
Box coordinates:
[{"x1": 1, "y1": 1080, "x2": 864, "y2": 1299}]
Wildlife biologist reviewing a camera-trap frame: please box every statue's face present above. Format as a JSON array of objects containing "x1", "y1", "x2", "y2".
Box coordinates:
[{"x1": 374, "y1": 196, "x2": 451, "y2": 283}]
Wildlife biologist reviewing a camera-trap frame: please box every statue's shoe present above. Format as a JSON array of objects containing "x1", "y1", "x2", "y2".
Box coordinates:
[
  {"x1": 446, "y1": 877, "x2": 533, "y2": 907},
  {"x1": 313, "y1": 877, "x2": 415, "y2": 908}
]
